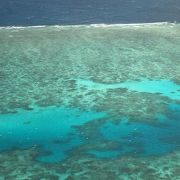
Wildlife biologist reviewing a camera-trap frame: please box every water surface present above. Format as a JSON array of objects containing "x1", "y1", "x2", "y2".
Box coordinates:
[{"x1": 0, "y1": 0, "x2": 180, "y2": 26}]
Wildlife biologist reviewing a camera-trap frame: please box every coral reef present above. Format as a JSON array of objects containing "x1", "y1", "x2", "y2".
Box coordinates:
[
  {"x1": 0, "y1": 24, "x2": 180, "y2": 124},
  {"x1": 0, "y1": 23, "x2": 180, "y2": 179},
  {"x1": 0, "y1": 148, "x2": 179, "y2": 179}
]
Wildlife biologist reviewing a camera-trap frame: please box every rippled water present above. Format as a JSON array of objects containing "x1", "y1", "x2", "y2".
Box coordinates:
[{"x1": 0, "y1": 0, "x2": 180, "y2": 26}]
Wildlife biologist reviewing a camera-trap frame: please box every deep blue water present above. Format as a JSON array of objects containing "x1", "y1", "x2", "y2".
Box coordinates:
[{"x1": 0, "y1": 0, "x2": 180, "y2": 26}]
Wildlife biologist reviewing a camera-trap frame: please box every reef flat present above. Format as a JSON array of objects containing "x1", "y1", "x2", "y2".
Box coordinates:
[
  {"x1": 0, "y1": 23, "x2": 180, "y2": 179},
  {"x1": 0, "y1": 148, "x2": 180, "y2": 179},
  {"x1": 0, "y1": 23, "x2": 180, "y2": 116}
]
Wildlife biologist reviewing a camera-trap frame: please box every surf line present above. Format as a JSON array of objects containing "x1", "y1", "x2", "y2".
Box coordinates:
[{"x1": 0, "y1": 22, "x2": 176, "y2": 30}]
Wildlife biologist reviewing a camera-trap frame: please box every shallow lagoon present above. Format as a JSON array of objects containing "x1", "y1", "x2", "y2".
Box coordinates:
[
  {"x1": 0, "y1": 79, "x2": 179, "y2": 163},
  {"x1": 76, "y1": 78, "x2": 180, "y2": 100},
  {"x1": 0, "y1": 107, "x2": 106, "y2": 163},
  {"x1": 0, "y1": 23, "x2": 180, "y2": 179}
]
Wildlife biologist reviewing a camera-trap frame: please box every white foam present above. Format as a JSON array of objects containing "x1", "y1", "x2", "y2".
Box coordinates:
[{"x1": 0, "y1": 22, "x2": 177, "y2": 30}]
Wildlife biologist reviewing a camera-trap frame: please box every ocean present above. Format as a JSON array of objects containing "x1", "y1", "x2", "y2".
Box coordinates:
[
  {"x1": 0, "y1": 1, "x2": 180, "y2": 179},
  {"x1": 0, "y1": 0, "x2": 180, "y2": 26}
]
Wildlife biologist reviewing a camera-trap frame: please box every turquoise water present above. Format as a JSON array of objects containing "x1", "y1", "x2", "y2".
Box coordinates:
[
  {"x1": 0, "y1": 107, "x2": 105, "y2": 163},
  {"x1": 97, "y1": 104, "x2": 180, "y2": 158},
  {"x1": 0, "y1": 97, "x2": 179, "y2": 163},
  {"x1": 0, "y1": 80, "x2": 180, "y2": 162},
  {"x1": 75, "y1": 79, "x2": 180, "y2": 100}
]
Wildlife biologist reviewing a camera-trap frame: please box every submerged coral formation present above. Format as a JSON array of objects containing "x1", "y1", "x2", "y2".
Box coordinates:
[
  {"x1": 0, "y1": 23, "x2": 180, "y2": 121},
  {"x1": 0, "y1": 103, "x2": 179, "y2": 163},
  {"x1": 0, "y1": 148, "x2": 179, "y2": 179},
  {"x1": 0, "y1": 23, "x2": 180, "y2": 179}
]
